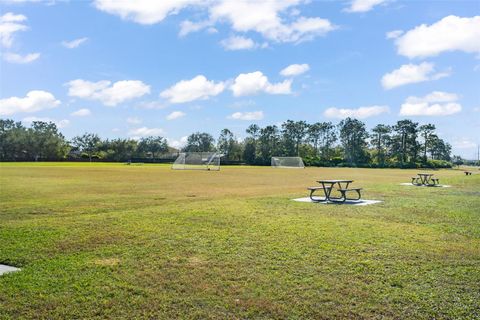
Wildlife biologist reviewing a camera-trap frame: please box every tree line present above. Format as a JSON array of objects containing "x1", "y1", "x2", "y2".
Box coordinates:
[{"x1": 1, "y1": 117, "x2": 462, "y2": 168}]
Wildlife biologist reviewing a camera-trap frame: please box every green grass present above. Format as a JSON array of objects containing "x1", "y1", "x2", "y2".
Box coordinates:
[{"x1": 1, "y1": 163, "x2": 479, "y2": 319}]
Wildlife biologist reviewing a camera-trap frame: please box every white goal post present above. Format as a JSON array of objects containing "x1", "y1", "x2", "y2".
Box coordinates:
[
  {"x1": 172, "y1": 152, "x2": 222, "y2": 171},
  {"x1": 271, "y1": 156, "x2": 305, "y2": 168}
]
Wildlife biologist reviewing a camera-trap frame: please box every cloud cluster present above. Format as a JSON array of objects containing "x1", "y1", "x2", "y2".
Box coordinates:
[
  {"x1": 381, "y1": 62, "x2": 450, "y2": 89},
  {"x1": 94, "y1": 0, "x2": 199, "y2": 25},
  {"x1": 3, "y1": 52, "x2": 40, "y2": 64},
  {"x1": 280, "y1": 63, "x2": 309, "y2": 77},
  {"x1": 0, "y1": 12, "x2": 27, "y2": 48},
  {"x1": 166, "y1": 111, "x2": 186, "y2": 120},
  {"x1": 160, "y1": 75, "x2": 225, "y2": 104},
  {"x1": 345, "y1": 0, "x2": 386, "y2": 13},
  {"x1": 231, "y1": 71, "x2": 291, "y2": 97},
  {"x1": 385, "y1": 30, "x2": 403, "y2": 39},
  {"x1": 324, "y1": 105, "x2": 389, "y2": 119},
  {"x1": 394, "y1": 15, "x2": 480, "y2": 58},
  {"x1": 161, "y1": 69, "x2": 293, "y2": 104},
  {"x1": 0, "y1": 12, "x2": 40, "y2": 64},
  {"x1": 66, "y1": 79, "x2": 150, "y2": 106},
  {"x1": 399, "y1": 91, "x2": 462, "y2": 116},
  {"x1": 220, "y1": 35, "x2": 257, "y2": 51},
  {"x1": 208, "y1": 2, "x2": 335, "y2": 43},
  {"x1": 168, "y1": 136, "x2": 188, "y2": 149},
  {"x1": 70, "y1": 108, "x2": 91, "y2": 117},
  {"x1": 128, "y1": 126, "x2": 164, "y2": 139},
  {"x1": 228, "y1": 111, "x2": 264, "y2": 121},
  {"x1": 94, "y1": 0, "x2": 336, "y2": 46},
  {"x1": 62, "y1": 37, "x2": 88, "y2": 49},
  {"x1": 0, "y1": 90, "x2": 60, "y2": 116}
]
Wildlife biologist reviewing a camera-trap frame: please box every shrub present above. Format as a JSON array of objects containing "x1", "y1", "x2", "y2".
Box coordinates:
[{"x1": 427, "y1": 159, "x2": 452, "y2": 168}]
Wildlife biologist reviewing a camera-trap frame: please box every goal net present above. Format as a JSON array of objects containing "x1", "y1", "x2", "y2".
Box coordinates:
[
  {"x1": 172, "y1": 152, "x2": 222, "y2": 171},
  {"x1": 271, "y1": 156, "x2": 305, "y2": 168}
]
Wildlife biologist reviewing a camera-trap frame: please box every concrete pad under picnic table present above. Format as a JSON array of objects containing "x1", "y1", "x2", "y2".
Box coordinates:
[
  {"x1": 292, "y1": 198, "x2": 382, "y2": 206},
  {"x1": 399, "y1": 183, "x2": 451, "y2": 188},
  {"x1": 0, "y1": 264, "x2": 20, "y2": 275}
]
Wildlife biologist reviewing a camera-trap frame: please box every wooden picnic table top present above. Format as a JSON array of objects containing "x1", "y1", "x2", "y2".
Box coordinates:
[
  {"x1": 317, "y1": 179, "x2": 353, "y2": 183},
  {"x1": 417, "y1": 173, "x2": 434, "y2": 176}
]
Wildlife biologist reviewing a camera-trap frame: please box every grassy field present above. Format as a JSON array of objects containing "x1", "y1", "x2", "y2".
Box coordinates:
[{"x1": 0, "y1": 163, "x2": 479, "y2": 319}]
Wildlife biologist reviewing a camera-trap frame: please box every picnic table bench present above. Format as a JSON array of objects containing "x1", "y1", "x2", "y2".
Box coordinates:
[
  {"x1": 411, "y1": 173, "x2": 439, "y2": 186},
  {"x1": 308, "y1": 180, "x2": 362, "y2": 203}
]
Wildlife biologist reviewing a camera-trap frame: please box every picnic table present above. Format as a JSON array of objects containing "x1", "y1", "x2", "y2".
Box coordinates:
[
  {"x1": 411, "y1": 173, "x2": 439, "y2": 186},
  {"x1": 308, "y1": 180, "x2": 362, "y2": 203}
]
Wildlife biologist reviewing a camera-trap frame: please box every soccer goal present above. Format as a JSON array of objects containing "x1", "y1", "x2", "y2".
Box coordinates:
[
  {"x1": 271, "y1": 156, "x2": 305, "y2": 168},
  {"x1": 172, "y1": 152, "x2": 222, "y2": 171}
]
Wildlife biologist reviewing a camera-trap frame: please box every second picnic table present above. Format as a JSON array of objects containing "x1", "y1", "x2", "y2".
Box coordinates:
[{"x1": 308, "y1": 179, "x2": 362, "y2": 203}]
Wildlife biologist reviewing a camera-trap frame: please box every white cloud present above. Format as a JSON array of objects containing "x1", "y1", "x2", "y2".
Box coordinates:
[
  {"x1": 168, "y1": 136, "x2": 188, "y2": 149},
  {"x1": 23, "y1": 116, "x2": 70, "y2": 128},
  {"x1": 280, "y1": 63, "x2": 309, "y2": 77},
  {"x1": 94, "y1": 0, "x2": 201, "y2": 25},
  {"x1": 0, "y1": 90, "x2": 60, "y2": 116},
  {"x1": 160, "y1": 75, "x2": 225, "y2": 104},
  {"x1": 265, "y1": 80, "x2": 292, "y2": 94},
  {"x1": 345, "y1": 0, "x2": 386, "y2": 13},
  {"x1": 3, "y1": 52, "x2": 40, "y2": 63},
  {"x1": 62, "y1": 37, "x2": 88, "y2": 49},
  {"x1": 287, "y1": 17, "x2": 335, "y2": 42},
  {"x1": 220, "y1": 35, "x2": 256, "y2": 50},
  {"x1": 324, "y1": 105, "x2": 389, "y2": 119},
  {"x1": 0, "y1": 13, "x2": 42, "y2": 65},
  {"x1": 0, "y1": 12, "x2": 26, "y2": 23},
  {"x1": 417, "y1": 91, "x2": 459, "y2": 103},
  {"x1": 381, "y1": 62, "x2": 450, "y2": 90},
  {"x1": 66, "y1": 79, "x2": 150, "y2": 106},
  {"x1": 128, "y1": 126, "x2": 164, "y2": 139},
  {"x1": 0, "y1": 12, "x2": 28, "y2": 48},
  {"x1": 94, "y1": 1, "x2": 336, "y2": 44},
  {"x1": 70, "y1": 108, "x2": 91, "y2": 117},
  {"x1": 386, "y1": 30, "x2": 403, "y2": 39},
  {"x1": 179, "y1": 20, "x2": 212, "y2": 37},
  {"x1": 228, "y1": 111, "x2": 264, "y2": 120},
  {"x1": 400, "y1": 91, "x2": 462, "y2": 116},
  {"x1": 207, "y1": 27, "x2": 218, "y2": 34},
  {"x1": 127, "y1": 116, "x2": 142, "y2": 124},
  {"x1": 395, "y1": 15, "x2": 480, "y2": 58},
  {"x1": 209, "y1": 1, "x2": 335, "y2": 43},
  {"x1": 166, "y1": 111, "x2": 186, "y2": 120},
  {"x1": 230, "y1": 71, "x2": 292, "y2": 97}
]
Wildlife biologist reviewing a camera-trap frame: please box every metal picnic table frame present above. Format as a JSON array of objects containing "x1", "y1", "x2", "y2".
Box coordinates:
[{"x1": 309, "y1": 179, "x2": 362, "y2": 203}]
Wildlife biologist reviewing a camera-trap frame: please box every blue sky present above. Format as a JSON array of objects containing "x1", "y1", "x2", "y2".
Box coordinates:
[{"x1": 1, "y1": 0, "x2": 479, "y2": 158}]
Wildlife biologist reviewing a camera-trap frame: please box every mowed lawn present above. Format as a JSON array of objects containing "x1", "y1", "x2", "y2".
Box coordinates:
[{"x1": 0, "y1": 163, "x2": 479, "y2": 319}]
